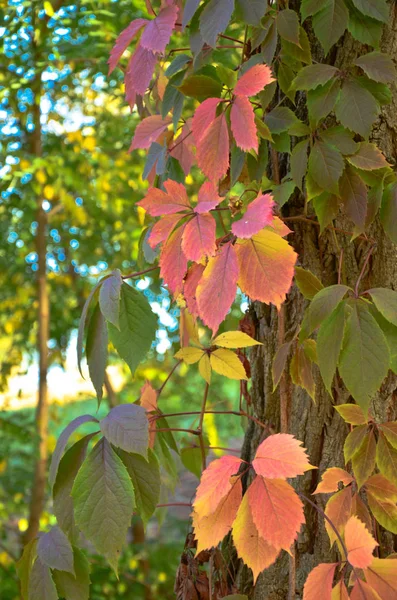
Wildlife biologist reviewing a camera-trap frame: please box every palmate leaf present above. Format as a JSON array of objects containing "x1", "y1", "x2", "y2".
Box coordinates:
[
  {"x1": 291, "y1": 64, "x2": 339, "y2": 91},
  {"x1": 364, "y1": 558, "x2": 397, "y2": 598},
  {"x1": 16, "y1": 539, "x2": 37, "y2": 600},
  {"x1": 313, "y1": 467, "x2": 354, "y2": 494},
  {"x1": 354, "y1": 51, "x2": 396, "y2": 84},
  {"x1": 236, "y1": 0, "x2": 267, "y2": 25},
  {"x1": 351, "y1": 0, "x2": 388, "y2": 22},
  {"x1": 344, "y1": 425, "x2": 367, "y2": 463},
  {"x1": 252, "y1": 434, "x2": 314, "y2": 479},
  {"x1": 199, "y1": 0, "x2": 234, "y2": 47},
  {"x1": 339, "y1": 166, "x2": 368, "y2": 234},
  {"x1": 52, "y1": 547, "x2": 91, "y2": 600},
  {"x1": 335, "y1": 78, "x2": 379, "y2": 138},
  {"x1": 351, "y1": 429, "x2": 376, "y2": 489},
  {"x1": 231, "y1": 193, "x2": 274, "y2": 239},
  {"x1": 303, "y1": 563, "x2": 338, "y2": 600},
  {"x1": 308, "y1": 140, "x2": 344, "y2": 195},
  {"x1": 100, "y1": 403, "x2": 149, "y2": 458},
  {"x1": 276, "y1": 9, "x2": 300, "y2": 46},
  {"x1": 37, "y1": 526, "x2": 75, "y2": 575},
  {"x1": 28, "y1": 558, "x2": 58, "y2": 600},
  {"x1": 347, "y1": 3, "x2": 383, "y2": 47},
  {"x1": 230, "y1": 96, "x2": 258, "y2": 152},
  {"x1": 324, "y1": 486, "x2": 352, "y2": 546},
  {"x1": 118, "y1": 448, "x2": 160, "y2": 524},
  {"x1": 299, "y1": 285, "x2": 349, "y2": 340},
  {"x1": 312, "y1": 0, "x2": 349, "y2": 54},
  {"x1": 345, "y1": 516, "x2": 378, "y2": 568},
  {"x1": 193, "y1": 455, "x2": 244, "y2": 518},
  {"x1": 317, "y1": 301, "x2": 346, "y2": 393}
]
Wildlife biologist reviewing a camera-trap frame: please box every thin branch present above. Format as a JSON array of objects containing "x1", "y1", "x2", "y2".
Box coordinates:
[
  {"x1": 122, "y1": 266, "x2": 159, "y2": 280},
  {"x1": 355, "y1": 244, "x2": 376, "y2": 297},
  {"x1": 157, "y1": 360, "x2": 182, "y2": 397},
  {"x1": 156, "y1": 502, "x2": 192, "y2": 508},
  {"x1": 198, "y1": 383, "x2": 210, "y2": 471}
]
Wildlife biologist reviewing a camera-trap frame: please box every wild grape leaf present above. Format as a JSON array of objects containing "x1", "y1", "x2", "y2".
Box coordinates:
[
  {"x1": 232, "y1": 193, "x2": 274, "y2": 239},
  {"x1": 294, "y1": 267, "x2": 324, "y2": 301},
  {"x1": 302, "y1": 563, "x2": 338, "y2": 600},
  {"x1": 300, "y1": 285, "x2": 349, "y2": 340},
  {"x1": 291, "y1": 64, "x2": 339, "y2": 91},
  {"x1": 179, "y1": 74, "x2": 223, "y2": 101},
  {"x1": 171, "y1": 120, "x2": 195, "y2": 176},
  {"x1": 380, "y1": 182, "x2": 397, "y2": 244},
  {"x1": 308, "y1": 140, "x2": 344, "y2": 195},
  {"x1": 199, "y1": 353, "x2": 212, "y2": 384},
  {"x1": 351, "y1": 0, "x2": 388, "y2": 23},
  {"x1": 138, "y1": 179, "x2": 190, "y2": 216},
  {"x1": 175, "y1": 346, "x2": 205, "y2": 364},
  {"x1": 307, "y1": 79, "x2": 341, "y2": 123},
  {"x1": 340, "y1": 166, "x2": 368, "y2": 234},
  {"x1": 264, "y1": 106, "x2": 299, "y2": 133},
  {"x1": 16, "y1": 539, "x2": 37, "y2": 600},
  {"x1": 276, "y1": 9, "x2": 300, "y2": 46},
  {"x1": 350, "y1": 580, "x2": 383, "y2": 600},
  {"x1": 196, "y1": 242, "x2": 239, "y2": 333},
  {"x1": 320, "y1": 126, "x2": 358, "y2": 155},
  {"x1": 252, "y1": 433, "x2": 314, "y2": 479},
  {"x1": 125, "y1": 44, "x2": 157, "y2": 98},
  {"x1": 232, "y1": 490, "x2": 280, "y2": 583},
  {"x1": 300, "y1": 0, "x2": 323, "y2": 21},
  {"x1": 197, "y1": 113, "x2": 230, "y2": 182},
  {"x1": 213, "y1": 331, "x2": 261, "y2": 349},
  {"x1": 313, "y1": 467, "x2": 354, "y2": 494},
  {"x1": 77, "y1": 277, "x2": 107, "y2": 377},
  {"x1": 28, "y1": 558, "x2": 58, "y2": 600},
  {"x1": 148, "y1": 213, "x2": 181, "y2": 248},
  {"x1": 230, "y1": 95, "x2": 258, "y2": 152},
  {"x1": 339, "y1": 301, "x2": 389, "y2": 414},
  {"x1": 331, "y1": 580, "x2": 350, "y2": 600},
  {"x1": 236, "y1": 0, "x2": 267, "y2": 25},
  {"x1": 312, "y1": 193, "x2": 339, "y2": 232},
  {"x1": 139, "y1": 380, "x2": 158, "y2": 413},
  {"x1": 345, "y1": 516, "x2": 378, "y2": 568},
  {"x1": 72, "y1": 438, "x2": 135, "y2": 570},
  {"x1": 365, "y1": 558, "x2": 397, "y2": 599},
  {"x1": 108, "y1": 283, "x2": 157, "y2": 376},
  {"x1": 192, "y1": 98, "x2": 222, "y2": 145},
  {"x1": 98, "y1": 270, "x2": 122, "y2": 329},
  {"x1": 181, "y1": 213, "x2": 217, "y2": 262},
  {"x1": 160, "y1": 225, "x2": 188, "y2": 296},
  {"x1": 37, "y1": 526, "x2": 74, "y2": 575},
  {"x1": 182, "y1": 0, "x2": 201, "y2": 29},
  {"x1": 354, "y1": 51, "x2": 396, "y2": 83},
  {"x1": 324, "y1": 486, "x2": 352, "y2": 546},
  {"x1": 49, "y1": 414, "x2": 99, "y2": 488},
  {"x1": 272, "y1": 341, "x2": 292, "y2": 391},
  {"x1": 193, "y1": 455, "x2": 244, "y2": 518},
  {"x1": 86, "y1": 304, "x2": 108, "y2": 404},
  {"x1": 376, "y1": 433, "x2": 397, "y2": 486},
  {"x1": 194, "y1": 181, "x2": 223, "y2": 213},
  {"x1": 234, "y1": 64, "x2": 275, "y2": 96},
  {"x1": 368, "y1": 288, "x2": 397, "y2": 327},
  {"x1": 210, "y1": 348, "x2": 248, "y2": 380},
  {"x1": 290, "y1": 344, "x2": 316, "y2": 401},
  {"x1": 118, "y1": 448, "x2": 160, "y2": 524},
  {"x1": 183, "y1": 263, "x2": 205, "y2": 317},
  {"x1": 235, "y1": 228, "x2": 297, "y2": 308},
  {"x1": 347, "y1": 143, "x2": 389, "y2": 171},
  {"x1": 335, "y1": 78, "x2": 379, "y2": 138},
  {"x1": 312, "y1": 0, "x2": 349, "y2": 54},
  {"x1": 351, "y1": 429, "x2": 376, "y2": 489},
  {"x1": 365, "y1": 474, "x2": 397, "y2": 501},
  {"x1": 367, "y1": 491, "x2": 397, "y2": 534},
  {"x1": 291, "y1": 140, "x2": 309, "y2": 191},
  {"x1": 52, "y1": 547, "x2": 91, "y2": 600},
  {"x1": 108, "y1": 19, "x2": 148, "y2": 73},
  {"x1": 335, "y1": 404, "x2": 367, "y2": 425},
  {"x1": 248, "y1": 475, "x2": 304, "y2": 550},
  {"x1": 379, "y1": 422, "x2": 397, "y2": 449},
  {"x1": 347, "y1": 5, "x2": 383, "y2": 47},
  {"x1": 344, "y1": 425, "x2": 367, "y2": 463},
  {"x1": 140, "y1": 5, "x2": 178, "y2": 53},
  {"x1": 130, "y1": 116, "x2": 172, "y2": 151},
  {"x1": 199, "y1": 0, "x2": 234, "y2": 47},
  {"x1": 100, "y1": 403, "x2": 149, "y2": 458},
  {"x1": 192, "y1": 476, "x2": 242, "y2": 552}
]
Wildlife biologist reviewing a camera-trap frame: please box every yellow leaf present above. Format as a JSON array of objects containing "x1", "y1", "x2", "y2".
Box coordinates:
[
  {"x1": 213, "y1": 331, "x2": 262, "y2": 349},
  {"x1": 44, "y1": 0, "x2": 55, "y2": 16},
  {"x1": 35, "y1": 169, "x2": 47, "y2": 184},
  {"x1": 199, "y1": 353, "x2": 211, "y2": 384},
  {"x1": 175, "y1": 347, "x2": 204, "y2": 364},
  {"x1": 43, "y1": 184, "x2": 55, "y2": 200},
  {"x1": 210, "y1": 349, "x2": 247, "y2": 380}
]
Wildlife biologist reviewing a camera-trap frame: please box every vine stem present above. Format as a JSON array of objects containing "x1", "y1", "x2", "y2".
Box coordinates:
[
  {"x1": 122, "y1": 266, "x2": 159, "y2": 280},
  {"x1": 150, "y1": 409, "x2": 274, "y2": 433},
  {"x1": 198, "y1": 383, "x2": 210, "y2": 471},
  {"x1": 354, "y1": 244, "x2": 376, "y2": 297},
  {"x1": 156, "y1": 503, "x2": 191, "y2": 508},
  {"x1": 157, "y1": 360, "x2": 182, "y2": 397}
]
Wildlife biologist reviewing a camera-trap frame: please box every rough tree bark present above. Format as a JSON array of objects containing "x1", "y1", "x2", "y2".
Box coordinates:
[{"x1": 238, "y1": 4, "x2": 397, "y2": 598}]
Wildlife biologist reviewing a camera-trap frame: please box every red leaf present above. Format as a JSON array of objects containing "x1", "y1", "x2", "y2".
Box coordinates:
[
  {"x1": 159, "y1": 224, "x2": 188, "y2": 295},
  {"x1": 148, "y1": 213, "x2": 181, "y2": 248},
  {"x1": 108, "y1": 18, "x2": 148, "y2": 74},
  {"x1": 231, "y1": 193, "x2": 275, "y2": 239},
  {"x1": 182, "y1": 213, "x2": 217, "y2": 262},
  {"x1": 235, "y1": 229, "x2": 297, "y2": 308},
  {"x1": 192, "y1": 97, "x2": 222, "y2": 145},
  {"x1": 302, "y1": 563, "x2": 338, "y2": 600},
  {"x1": 196, "y1": 113, "x2": 230, "y2": 182},
  {"x1": 325, "y1": 486, "x2": 353, "y2": 547},
  {"x1": 231, "y1": 95, "x2": 258, "y2": 152},
  {"x1": 193, "y1": 455, "x2": 243, "y2": 518},
  {"x1": 140, "y1": 5, "x2": 178, "y2": 53},
  {"x1": 194, "y1": 181, "x2": 223, "y2": 214},
  {"x1": 196, "y1": 242, "x2": 239, "y2": 333},
  {"x1": 252, "y1": 434, "x2": 314, "y2": 479},
  {"x1": 247, "y1": 475, "x2": 304, "y2": 551},
  {"x1": 313, "y1": 467, "x2": 354, "y2": 494},
  {"x1": 345, "y1": 516, "x2": 378, "y2": 568},
  {"x1": 232, "y1": 490, "x2": 280, "y2": 583},
  {"x1": 234, "y1": 64, "x2": 275, "y2": 97},
  {"x1": 138, "y1": 180, "x2": 190, "y2": 216},
  {"x1": 350, "y1": 580, "x2": 382, "y2": 600},
  {"x1": 130, "y1": 115, "x2": 172, "y2": 150},
  {"x1": 171, "y1": 120, "x2": 195, "y2": 176},
  {"x1": 125, "y1": 44, "x2": 158, "y2": 97},
  {"x1": 183, "y1": 263, "x2": 206, "y2": 317}
]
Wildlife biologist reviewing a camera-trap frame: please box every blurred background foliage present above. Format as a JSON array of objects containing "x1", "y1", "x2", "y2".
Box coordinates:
[{"x1": 0, "y1": 1, "x2": 246, "y2": 597}]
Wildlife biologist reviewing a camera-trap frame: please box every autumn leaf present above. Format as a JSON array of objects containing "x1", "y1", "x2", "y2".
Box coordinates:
[
  {"x1": 196, "y1": 113, "x2": 230, "y2": 182},
  {"x1": 183, "y1": 263, "x2": 206, "y2": 317},
  {"x1": 234, "y1": 64, "x2": 275, "y2": 97},
  {"x1": 130, "y1": 115, "x2": 172, "y2": 150},
  {"x1": 231, "y1": 193, "x2": 275, "y2": 239},
  {"x1": 181, "y1": 213, "x2": 217, "y2": 262},
  {"x1": 364, "y1": 558, "x2": 397, "y2": 599},
  {"x1": 230, "y1": 96, "x2": 258, "y2": 152},
  {"x1": 252, "y1": 433, "x2": 314, "y2": 479},
  {"x1": 192, "y1": 98, "x2": 222, "y2": 145},
  {"x1": 159, "y1": 225, "x2": 188, "y2": 296},
  {"x1": 193, "y1": 455, "x2": 244, "y2": 518},
  {"x1": 313, "y1": 467, "x2": 354, "y2": 494},
  {"x1": 212, "y1": 331, "x2": 261, "y2": 349},
  {"x1": 210, "y1": 348, "x2": 248, "y2": 380},
  {"x1": 108, "y1": 18, "x2": 148, "y2": 74},
  {"x1": 139, "y1": 5, "x2": 178, "y2": 54},
  {"x1": 324, "y1": 486, "x2": 352, "y2": 547},
  {"x1": 194, "y1": 181, "x2": 223, "y2": 214},
  {"x1": 345, "y1": 516, "x2": 378, "y2": 568},
  {"x1": 331, "y1": 580, "x2": 350, "y2": 600},
  {"x1": 175, "y1": 346, "x2": 205, "y2": 365},
  {"x1": 138, "y1": 180, "x2": 190, "y2": 216},
  {"x1": 303, "y1": 563, "x2": 338, "y2": 600}
]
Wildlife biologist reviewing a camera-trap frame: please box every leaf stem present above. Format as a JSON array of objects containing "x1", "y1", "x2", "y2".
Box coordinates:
[
  {"x1": 122, "y1": 266, "x2": 159, "y2": 280},
  {"x1": 354, "y1": 244, "x2": 376, "y2": 298},
  {"x1": 157, "y1": 360, "x2": 182, "y2": 397}
]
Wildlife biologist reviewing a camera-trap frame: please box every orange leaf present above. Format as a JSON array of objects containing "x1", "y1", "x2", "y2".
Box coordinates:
[
  {"x1": 313, "y1": 467, "x2": 354, "y2": 494},
  {"x1": 364, "y1": 558, "x2": 397, "y2": 600},
  {"x1": 365, "y1": 474, "x2": 397, "y2": 502},
  {"x1": 331, "y1": 580, "x2": 349, "y2": 600},
  {"x1": 193, "y1": 455, "x2": 243, "y2": 518},
  {"x1": 345, "y1": 516, "x2": 378, "y2": 569},
  {"x1": 235, "y1": 228, "x2": 297, "y2": 308},
  {"x1": 140, "y1": 381, "x2": 158, "y2": 413},
  {"x1": 303, "y1": 563, "x2": 338, "y2": 600},
  {"x1": 252, "y1": 433, "x2": 314, "y2": 479},
  {"x1": 232, "y1": 489, "x2": 280, "y2": 583},
  {"x1": 159, "y1": 224, "x2": 188, "y2": 296},
  {"x1": 192, "y1": 476, "x2": 242, "y2": 553},
  {"x1": 325, "y1": 486, "x2": 352, "y2": 547},
  {"x1": 350, "y1": 580, "x2": 382, "y2": 600},
  {"x1": 196, "y1": 113, "x2": 230, "y2": 182},
  {"x1": 351, "y1": 493, "x2": 373, "y2": 534},
  {"x1": 247, "y1": 475, "x2": 304, "y2": 551}
]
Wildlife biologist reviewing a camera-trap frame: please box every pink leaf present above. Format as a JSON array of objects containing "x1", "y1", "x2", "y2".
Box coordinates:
[
  {"x1": 163, "y1": 179, "x2": 191, "y2": 209},
  {"x1": 182, "y1": 214, "x2": 217, "y2": 262},
  {"x1": 196, "y1": 242, "x2": 239, "y2": 333},
  {"x1": 232, "y1": 193, "x2": 275, "y2": 239},
  {"x1": 108, "y1": 19, "x2": 148, "y2": 74},
  {"x1": 138, "y1": 181, "x2": 190, "y2": 216},
  {"x1": 252, "y1": 433, "x2": 314, "y2": 479},
  {"x1": 130, "y1": 115, "x2": 172, "y2": 150},
  {"x1": 192, "y1": 98, "x2": 222, "y2": 145},
  {"x1": 267, "y1": 216, "x2": 293, "y2": 237},
  {"x1": 148, "y1": 213, "x2": 181, "y2": 248},
  {"x1": 234, "y1": 64, "x2": 275, "y2": 97},
  {"x1": 184, "y1": 263, "x2": 206, "y2": 317},
  {"x1": 194, "y1": 181, "x2": 223, "y2": 214},
  {"x1": 159, "y1": 224, "x2": 188, "y2": 296},
  {"x1": 171, "y1": 120, "x2": 195, "y2": 176},
  {"x1": 230, "y1": 95, "x2": 258, "y2": 152},
  {"x1": 125, "y1": 44, "x2": 158, "y2": 97},
  {"x1": 140, "y1": 5, "x2": 178, "y2": 53},
  {"x1": 196, "y1": 113, "x2": 230, "y2": 182}
]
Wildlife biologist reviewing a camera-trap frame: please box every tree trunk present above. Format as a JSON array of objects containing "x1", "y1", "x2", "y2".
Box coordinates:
[{"x1": 239, "y1": 6, "x2": 397, "y2": 598}]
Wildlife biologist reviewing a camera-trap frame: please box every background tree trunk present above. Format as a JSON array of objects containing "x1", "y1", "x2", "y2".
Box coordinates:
[{"x1": 238, "y1": 5, "x2": 397, "y2": 598}]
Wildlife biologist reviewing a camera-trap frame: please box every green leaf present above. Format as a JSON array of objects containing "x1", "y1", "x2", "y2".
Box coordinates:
[
  {"x1": 28, "y1": 558, "x2": 58, "y2": 600},
  {"x1": 294, "y1": 267, "x2": 324, "y2": 300},
  {"x1": 270, "y1": 132, "x2": 291, "y2": 154},
  {"x1": 368, "y1": 288, "x2": 397, "y2": 327},
  {"x1": 230, "y1": 144, "x2": 246, "y2": 186},
  {"x1": 320, "y1": 126, "x2": 358, "y2": 156},
  {"x1": 154, "y1": 432, "x2": 178, "y2": 490},
  {"x1": 354, "y1": 51, "x2": 396, "y2": 84},
  {"x1": 347, "y1": 2, "x2": 382, "y2": 47},
  {"x1": 72, "y1": 438, "x2": 135, "y2": 571},
  {"x1": 317, "y1": 301, "x2": 346, "y2": 393},
  {"x1": 215, "y1": 64, "x2": 237, "y2": 89},
  {"x1": 99, "y1": 269, "x2": 122, "y2": 328},
  {"x1": 307, "y1": 78, "x2": 341, "y2": 123},
  {"x1": 181, "y1": 445, "x2": 206, "y2": 478},
  {"x1": 264, "y1": 107, "x2": 299, "y2": 134},
  {"x1": 77, "y1": 277, "x2": 109, "y2": 377},
  {"x1": 255, "y1": 117, "x2": 273, "y2": 142},
  {"x1": 351, "y1": 0, "x2": 388, "y2": 23},
  {"x1": 339, "y1": 301, "x2": 390, "y2": 414},
  {"x1": 178, "y1": 74, "x2": 223, "y2": 101},
  {"x1": 277, "y1": 62, "x2": 296, "y2": 103},
  {"x1": 49, "y1": 414, "x2": 99, "y2": 488},
  {"x1": 376, "y1": 433, "x2": 397, "y2": 487},
  {"x1": 236, "y1": 0, "x2": 267, "y2": 25},
  {"x1": 165, "y1": 54, "x2": 191, "y2": 77},
  {"x1": 272, "y1": 341, "x2": 292, "y2": 390},
  {"x1": 335, "y1": 403, "x2": 367, "y2": 425},
  {"x1": 380, "y1": 182, "x2": 397, "y2": 244},
  {"x1": 300, "y1": 284, "x2": 350, "y2": 340},
  {"x1": 291, "y1": 139, "x2": 309, "y2": 190},
  {"x1": 371, "y1": 307, "x2": 397, "y2": 374},
  {"x1": 313, "y1": 192, "x2": 339, "y2": 232},
  {"x1": 272, "y1": 180, "x2": 295, "y2": 207},
  {"x1": 339, "y1": 166, "x2": 368, "y2": 235},
  {"x1": 53, "y1": 434, "x2": 97, "y2": 541},
  {"x1": 118, "y1": 448, "x2": 160, "y2": 524},
  {"x1": 108, "y1": 282, "x2": 157, "y2": 376},
  {"x1": 356, "y1": 77, "x2": 392, "y2": 105},
  {"x1": 156, "y1": 415, "x2": 179, "y2": 454},
  {"x1": 291, "y1": 64, "x2": 339, "y2": 91},
  {"x1": 37, "y1": 526, "x2": 74, "y2": 575},
  {"x1": 182, "y1": 0, "x2": 200, "y2": 29},
  {"x1": 53, "y1": 547, "x2": 91, "y2": 600},
  {"x1": 344, "y1": 424, "x2": 367, "y2": 463},
  {"x1": 258, "y1": 81, "x2": 277, "y2": 110},
  {"x1": 308, "y1": 140, "x2": 344, "y2": 195},
  {"x1": 16, "y1": 539, "x2": 37, "y2": 600},
  {"x1": 301, "y1": 0, "x2": 326, "y2": 21},
  {"x1": 312, "y1": 0, "x2": 349, "y2": 54},
  {"x1": 367, "y1": 492, "x2": 397, "y2": 534},
  {"x1": 352, "y1": 429, "x2": 376, "y2": 489},
  {"x1": 290, "y1": 345, "x2": 316, "y2": 400},
  {"x1": 335, "y1": 78, "x2": 379, "y2": 138},
  {"x1": 199, "y1": 0, "x2": 234, "y2": 47},
  {"x1": 347, "y1": 142, "x2": 389, "y2": 171},
  {"x1": 86, "y1": 303, "x2": 108, "y2": 405},
  {"x1": 281, "y1": 27, "x2": 312, "y2": 64},
  {"x1": 379, "y1": 423, "x2": 397, "y2": 449},
  {"x1": 100, "y1": 403, "x2": 149, "y2": 458},
  {"x1": 366, "y1": 181, "x2": 384, "y2": 227},
  {"x1": 261, "y1": 20, "x2": 278, "y2": 65},
  {"x1": 247, "y1": 138, "x2": 268, "y2": 182},
  {"x1": 162, "y1": 70, "x2": 186, "y2": 119},
  {"x1": 276, "y1": 9, "x2": 300, "y2": 46}
]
